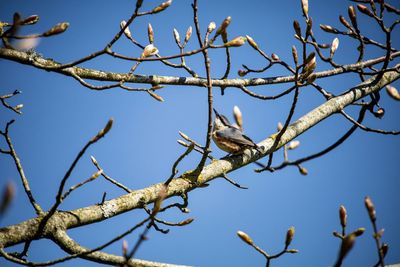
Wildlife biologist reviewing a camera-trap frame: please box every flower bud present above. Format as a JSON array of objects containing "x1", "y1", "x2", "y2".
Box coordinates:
[
  {"x1": 152, "y1": 185, "x2": 167, "y2": 216},
  {"x1": 233, "y1": 105, "x2": 243, "y2": 131},
  {"x1": 184, "y1": 26, "x2": 192, "y2": 44},
  {"x1": 122, "y1": 240, "x2": 128, "y2": 255},
  {"x1": 348, "y1": 6, "x2": 358, "y2": 28},
  {"x1": 147, "y1": 89, "x2": 164, "y2": 102},
  {"x1": 320, "y1": 24, "x2": 338, "y2": 34},
  {"x1": 277, "y1": 122, "x2": 283, "y2": 131},
  {"x1": 386, "y1": 85, "x2": 400, "y2": 101},
  {"x1": 246, "y1": 35, "x2": 258, "y2": 50},
  {"x1": 216, "y1": 16, "x2": 231, "y2": 36},
  {"x1": 207, "y1": 22, "x2": 216, "y2": 33},
  {"x1": 120, "y1": 20, "x2": 132, "y2": 39},
  {"x1": 287, "y1": 249, "x2": 299, "y2": 253},
  {"x1": 357, "y1": 4, "x2": 374, "y2": 17},
  {"x1": 287, "y1": 140, "x2": 300, "y2": 150},
  {"x1": 298, "y1": 165, "x2": 308, "y2": 175},
  {"x1": 152, "y1": 0, "x2": 172, "y2": 14},
  {"x1": 353, "y1": 227, "x2": 365, "y2": 237},
  {"x1": 22, "y1": 15, "x2": 39, "y2": 25},
  {"x1": 271, "y1": 53, "x2": 280, "y2": 61},
  {"x1": 330, "y1": 37, "x2": 339, "y2": 58},
  {"x1": 339, "y1": 15, "x2": 352, "y2": 30},
  {"x1": 43, "y1": 22, "x2": 69, "y2": 36},
  {"x1": 173, "y1": 28, "x2": 181, "y2": 46},
  {"x1": 14, "y1": 104, "x2": 24, "y2": 111},
  {"x1": 339, "y1": 205, "x2": 347, "y2": 228},
  {"x1": 306, "y1": 17, "x2": 313, "y2": 36},
  {"x1": 224, "y1": 36, "x2": 247, "y2": 47},
  {"x1": 238, "y1": 69, "x2": 246, "y2": 77},
  {"x1": 285, "y1": 226, "x2": 295, "y2": 247},
  {"x1": 364, "y1": 196, "x2": 376, "y2": 222},
  {"x1": 142, "y1": 44, "x2": 159, "y2": 58},
  {"x1": 93, "y1": 118, "x2": 114, "y2": 142},
  {"x1": 237, "y1": 231, "x2": 254, "y2": 246},
  {"x1": 301, "y1": 0, "x2": 309, "y2": 18},
  {"x1": 293, "y1": 20, "x2": 301, "y2": 37},
  {"x1": 147, "y1": 23, "x2": 154, "y2": 44},
  {"x1": 376, "y1": 107, "x2": 384, "y2": 119},
  {"x1": 178, "y1": 218, "x2": 194, "y2": 226},
  {"x1": 292, "y1": 45, "x2": 298, "y2": 65}
]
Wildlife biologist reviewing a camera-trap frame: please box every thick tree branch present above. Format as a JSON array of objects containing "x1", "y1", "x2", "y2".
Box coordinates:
[
  {"x1": 1, "y1": 64, "x2": 399, "y2": 250},
  {"x1": 0, "y1": 48, "x2": 398, "y2": 89}
]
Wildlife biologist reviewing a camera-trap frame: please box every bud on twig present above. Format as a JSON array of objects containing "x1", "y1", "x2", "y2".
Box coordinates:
[
  {"x1": 306, "y1": 17, "x2": 313, "y2": 37},
  {"x1": 152, "y1": 0, "x2": 172, "y2": 14},
  {"x1": 352, "y1": 227, "x2": 365, "y2": 237},
  {"x1": 301, "y1": 0, "x2": 309, "y2": 18},
  {"x1": 339, "y1": 205, "x2": 347, "y2": 228},
  {"x1": 320, "y1": 24, "x2": 338, "y2": 34},
  {"x1": 364, "y1": 196, "x2": 376, "y2": 222},
  {"x1": 184, "y1": 26, "x2": 192, "y2": 44},
  {"x1": 277, "y1": 122, "x2": 283, "y2": 131},
  {"x1": 386, "y1": 85, "x2": 400, "y2": 101},
  {"x1": 330, "y1": 37, "x2": 339, "y2": 58},
  {"x1": 285, "y1": 226, "x2": 295, "y2": 247},
  {"x1": 173, "y1": 28, "x2": 181, "y2": 46},
  {"x1": 348, "y1": 6, "x2": 358, "y2": 29},
  {"x1": 298, "y1": 165, "x2": 308, "y2": 175},
  {"x1": 122, "y1": 240, "x2": 128, "y2": 256},
  {"x1": 147, "y1": 89, "x2": 164, "y2": 102},
  {"x1": 142, "y1": 44, "x2": 159, "y2": 58},
  {"x1": 271, "y1": 53, "x2": 280, "y2": 61},
  {"x1": 287, "y1": 140, "x2": 300, "y2": 150},
  {"x1": 90, "y1": 155, "x2": 98, "y2": 165},
  {"x1": 233, "y1": 105, "x2": 243, "y2": 131},
  {"x1": 237, "y1": 231, "x2": 254, "y2": 246},
  {"x1": 22, "y1": 15, "x2": 39, "y2": 25},
  {"x1": 292, "y1": 45, "x2": 298, "y2": 65},
  {"x1": 147, "y1": 23, "x2": 155, "y2": 44},
  {"x1": 177, "y1": 218, "x2": 194, "y2": 226},
  {"x1": 207, "y1": 22, "x2": 216, "y2": 33},
  {"x1": 293, "y1": 20, "x2": 301, "y2": 38},
  {"x1": 224, "y1": 36, "x2": 246, "y2": 47},
  {"x1": 339, "y1": 15, "x2": 352, "y2": 30},
  {"x1": 152, "y1": 185, "x2": 167, "y2": 216},
  {"x1": 246, "y1": 35, "x2": 258, "y2": 50},
  {"x1": 287, "y1": 249, "x2": 299, "y2": 253},
  {"x1": 238, "y1": 69, "x2": 246, "y2": 77},
  {"x1": 216, "y1": 16, "x2": 231, "y2": 37},
  {"x1": 43, "y1": 22, "x2": 69, "y2": 37},
  {"x1": 357, "y1": 4, "x2": 374, "y2": 17},
  {"x1": 92, "y1": 118, "x2": 114, "y2": 142},
  {"x1": 120, "y1": 20, "x2": 132, "y2": 39}
]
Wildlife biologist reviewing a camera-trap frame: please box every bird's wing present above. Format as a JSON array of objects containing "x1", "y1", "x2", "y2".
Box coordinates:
[{"x1": 216, "y1": 127, "x2": 257, "y2": 147}]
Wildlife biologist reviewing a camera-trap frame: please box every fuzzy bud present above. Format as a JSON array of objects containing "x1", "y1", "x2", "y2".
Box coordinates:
[
  {"x1": 287, "y1": 249, "x2": 299, "y2": 253},
  {"x1": 43, "y1": 22, "x2": 69, "y2": 37},
  {"x1": 233, "y1": 105, "x2": 243, "y2": 131},
  {"x1": 14, "y1": 104, "x2": 24, "y2": 111},
  {"x1": 246, "y1": 35, "x2": 258, "y2": 50},
  {"x1": 364, "y1": 196, "x2": 376, "y2": 222},
  {"x1": 357, "y1": 4, "x2": 374, "y2": 17},
  {"x1": 178, "y1": 218, "x2": 194, "y2": 226},
  {"x1": 142, "y1": 44, "x2": 159, "y2": 58},
  {"x1": 298, "y1": 165, "x2": 308, "y2": 175},
  {"x1": 330, "y1": 37, "x2": 339, "y2": 58},
  {"x1": 339, "y1": 15, "x2": 352, "y2": 30},
  {"x1": 353, "y1": 227, "x2": 365, "y2": 237},
  {"x1": 224, "y1": 36, "x2": 246, "y2": 47},
  {"x1": 339, "y1": 205, "x2": 347, "y2": 228},
  {"x1": 301, "y1": 0, "x2": 309, "y2": 18},
  {"x1": 92, "y1": 118, "x2": 113, "y2": 142},
  {"x1": 147, "y1": 23, "x2": 154, "y2": 44},
  {"x1": 348, "y1": 6, "x2": 358, "y2": 28},
  {"x1": 90, "y1": 155, "x2": 98, "y2": 165},
  {"x1": 216, "y1": 16, "x2": 231, "y2": 36},
  {"x1": 271, "y1": 53, "x2": 280, "y2": 61},
  {"x1": 291, "y1": 45, "x2": 298, "y2": 65},
  {"x1": 293, "y1": 20, "x2": 302, "y2": 38},
  {"x1": 22, "y1": 15, "x2": 39, "y2": 25},
  {"x1": 152, "y1": 185, "x2": 167, "y2": 216},
  {"x1": 288, "y1": 140, "x2": 300, "y2": 150},
  {"x1": 306, "y1": 17, "x2": 313, "y2": 36},
  {"x1": 152, "y1": 0, "x2": 172, "y2": 14},
  {"x1": 238, "y1": 69, "x2": 246, "y2": 77},
  {"x1": 122, "y1": 240, "x2": 128, "y2": 256},
  {"x1": 184, "y1": 26, "x2": 192, "y2": 44},
  {"x1": 173, "y1": 28, "x2": 181, "y2": 46},
  {"x1": 120, "y1": 20, "x2": 132, "y2": 39},
  {"x1": 277, "y1": 122, "x2": 283, "y2": 131},
  {"x1": 285, "y1": 226, "x2": 295, "y2": 247},
  {"x1": 147, "y1": 89, "x2": 164, "y2": 102},
  {"x1": 0, "y1": 181, "x2": 16, "y2": 215},
  {"x1": 320, "y1": 24, "x2": 338, "y2": 34},
  {"x1": 376, "y1": 108, "x2": 384, "y2": 119},
  {"x1": 237, "y1": 231, "x2": 254, "y2": 246},
  {"x1": 207, "y1": 22, "x2": 216, "y2": 33},
  {"x1": 386, "y1": 85, "x2": 400, "y2": 101}
]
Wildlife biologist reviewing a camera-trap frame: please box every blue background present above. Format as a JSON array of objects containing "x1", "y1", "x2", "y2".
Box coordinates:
[{"x1": 1, "y1": 1, "x2": 399, "y2": 266}]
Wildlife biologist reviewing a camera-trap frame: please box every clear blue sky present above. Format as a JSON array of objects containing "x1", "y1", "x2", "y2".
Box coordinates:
[{"x1": 1, "y1": 1, "x2": 399, "y2": 266}]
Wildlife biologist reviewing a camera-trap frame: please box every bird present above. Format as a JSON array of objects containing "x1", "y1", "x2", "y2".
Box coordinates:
[{"x1": 212, "y1": 108, "x2": 262, "y2": 155}]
